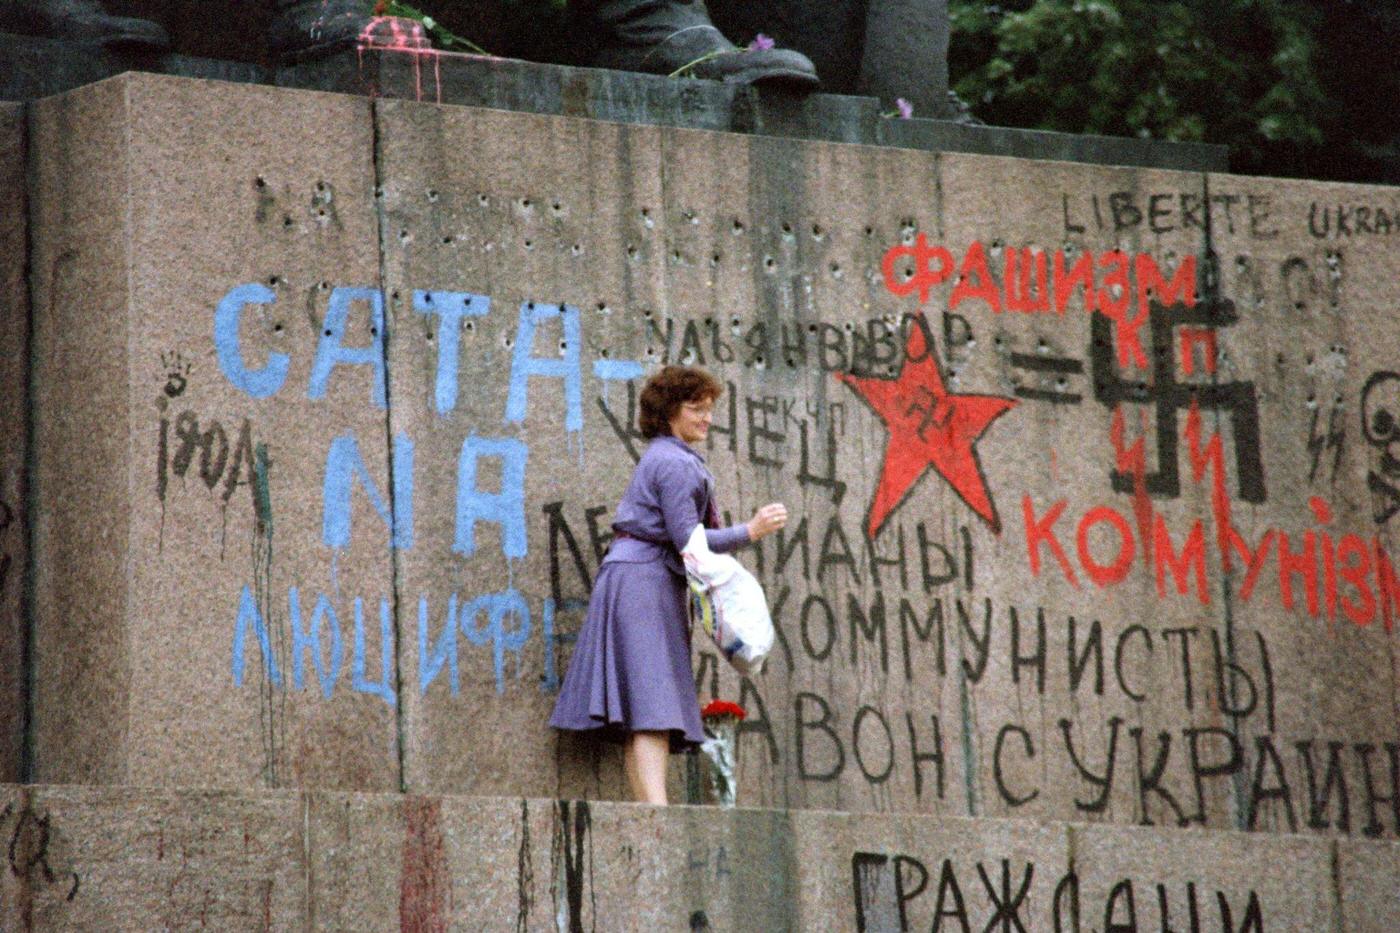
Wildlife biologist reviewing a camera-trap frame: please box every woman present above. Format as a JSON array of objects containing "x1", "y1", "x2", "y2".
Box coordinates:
[{"x1": 549, "y1": 365, "x2": 787, "y2": 804}]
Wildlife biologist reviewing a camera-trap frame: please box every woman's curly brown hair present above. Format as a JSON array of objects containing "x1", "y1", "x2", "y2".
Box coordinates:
[{"x1": 638, "y1": 365, "x2": 723, "y2": 438}]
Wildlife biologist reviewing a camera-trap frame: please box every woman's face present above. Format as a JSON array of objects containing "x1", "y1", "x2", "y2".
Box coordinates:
[{"x1": 669, "y1": 396, "x2": 714, "y2": 444}]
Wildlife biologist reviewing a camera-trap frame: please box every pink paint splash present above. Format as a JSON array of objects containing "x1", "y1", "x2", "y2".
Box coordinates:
[
  {"x1": 359, "y1": 14, "x2": 430, "y2": 51},
  {"x1": 357, "y1": 16, "x2": 442, "y2": 103}
]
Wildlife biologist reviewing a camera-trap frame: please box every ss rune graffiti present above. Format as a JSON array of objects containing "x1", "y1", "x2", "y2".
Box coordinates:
[{"x1": 880, "y1": 237, "x2": 1400, "y2": 635}]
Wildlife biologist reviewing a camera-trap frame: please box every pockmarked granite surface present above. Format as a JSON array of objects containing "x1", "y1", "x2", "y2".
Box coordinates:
[{"x1": 14, "y1": 75, "x2": 1400, "y2": 855}]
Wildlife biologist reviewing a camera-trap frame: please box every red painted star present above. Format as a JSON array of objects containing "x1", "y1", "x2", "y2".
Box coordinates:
[{"x1": 837, "y1": 318, "x2": 1016, "y2": 537}]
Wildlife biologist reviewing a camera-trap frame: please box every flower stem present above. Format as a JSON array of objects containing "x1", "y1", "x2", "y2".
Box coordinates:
[
  {"x1": 378, "y1": 1, "x2": 493, "y2": 55},
  {"x1": 668, "y1": 48, "x2": 729, "y2": 79}
]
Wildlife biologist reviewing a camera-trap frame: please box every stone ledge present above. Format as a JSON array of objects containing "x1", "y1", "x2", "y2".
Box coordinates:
[
  {"x1": 0, "y1": 30, "x2": 1226, "y2": 173},
  {"x1": 1, "y1": 783, "x2": 1394, "y2": 930},
  {"x1": 278, "y1": 48, "x2": 1229, "y2": 172},
  {"x1": 882, "y1": 116, "x2": 1229, "y2": 173}
]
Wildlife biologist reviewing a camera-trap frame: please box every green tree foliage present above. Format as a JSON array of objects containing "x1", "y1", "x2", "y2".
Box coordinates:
[{"x1": 949, "y1": 0, "x2": 1400, "y2": 184}]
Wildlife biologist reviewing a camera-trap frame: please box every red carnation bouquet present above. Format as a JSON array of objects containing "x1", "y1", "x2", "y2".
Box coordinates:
[
  {"x1": 701, "y1": 699, "x2": 747, "y2": 721},
  {"x1": 699, "y1": 700, "x2": 745, "y2": 807}
]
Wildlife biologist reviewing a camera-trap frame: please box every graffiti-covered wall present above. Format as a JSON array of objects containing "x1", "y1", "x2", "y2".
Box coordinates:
[{"x1": 21, "y1": 74, "x2": 1400, "y2": 844}]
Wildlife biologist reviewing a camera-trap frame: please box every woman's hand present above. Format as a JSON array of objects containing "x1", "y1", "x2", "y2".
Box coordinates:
[{"x1": 746, "y1": 503, "x2": 788, "y2": 541}]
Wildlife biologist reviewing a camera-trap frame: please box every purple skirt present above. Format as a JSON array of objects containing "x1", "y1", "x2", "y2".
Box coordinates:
[{"x1": 548, "y1": 558, "x2": 704, "y2": 752}]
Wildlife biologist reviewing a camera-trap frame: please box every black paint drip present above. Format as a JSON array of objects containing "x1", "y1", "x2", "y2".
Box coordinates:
[
  {"x1": 516, "y1": 799, "x2": 533, "y2": 932},
  {"x1": 554, "y1": 800, "x2": 594, "y2": 933}
]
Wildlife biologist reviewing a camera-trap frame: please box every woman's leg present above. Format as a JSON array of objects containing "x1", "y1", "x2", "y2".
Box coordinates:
[
  {"x1": 623, "y1": 730, "x2": 671, "y2": 804},
  {"x1": 623, "y1": 736, "x2": 644, "y2": 799}
]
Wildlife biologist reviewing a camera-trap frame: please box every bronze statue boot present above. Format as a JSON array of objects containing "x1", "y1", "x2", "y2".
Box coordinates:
[
  {"x1": 588, "y1": 0, "x2": 818, "y2": 86},
  {"x1": 0, "y1": 0, "x2": 169, "y2": 52},
  {"x1": 270, "y1": 0, "x2": 376, "y2": 60}
]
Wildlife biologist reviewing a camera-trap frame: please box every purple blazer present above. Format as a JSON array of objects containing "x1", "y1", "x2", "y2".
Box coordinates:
[{"x1": 606, "y1": 435, "x2": 749, "y2": 574}]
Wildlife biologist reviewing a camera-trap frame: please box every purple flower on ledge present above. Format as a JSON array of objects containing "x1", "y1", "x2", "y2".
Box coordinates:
[
  {"x1": 749, "y1": 33, "x2": 775, "y2": 51},
  {"x1": 896, "y1": 98, "x2": 914, "y2": 119}
]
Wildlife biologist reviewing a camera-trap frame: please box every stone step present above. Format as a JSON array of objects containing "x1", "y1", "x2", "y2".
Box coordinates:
[{"x1": 2, "y1": 782, "x2": 1396, "y2": 930}]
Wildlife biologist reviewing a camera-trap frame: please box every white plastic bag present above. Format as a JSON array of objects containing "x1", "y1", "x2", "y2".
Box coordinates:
[{"x1": 681, "y1": 525, "x2": 774, "y2": 676}]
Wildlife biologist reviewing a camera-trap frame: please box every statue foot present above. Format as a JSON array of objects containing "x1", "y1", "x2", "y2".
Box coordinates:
[
  {"x1": 0, "y1": 0, "x2": 169, "y2": 52},
  {"x1": 270, "y1": 0, "x2": 374, "y2": 60},
  {"x1": 945, "y1": 90, "x2": 984, "y2": 125},
  {"x1": 590, "y1": 0, "x2": 819, "y2": 87}
]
